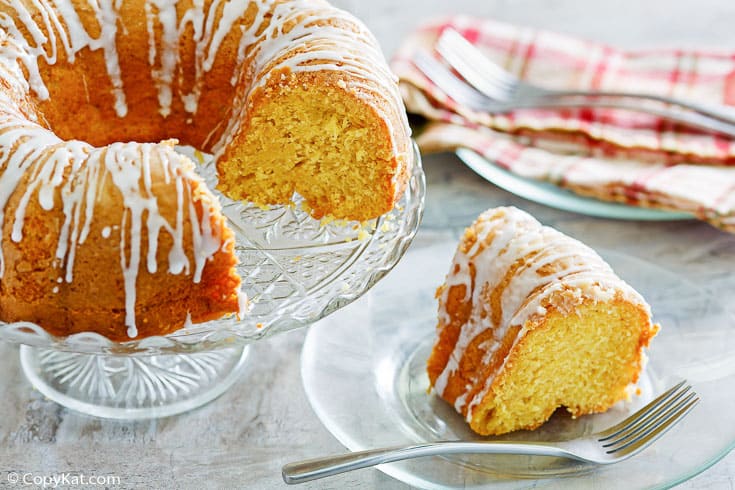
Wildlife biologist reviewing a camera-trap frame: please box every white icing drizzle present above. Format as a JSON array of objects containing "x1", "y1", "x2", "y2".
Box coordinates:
[
  {"x1": 0, "y1": 34, "x2": 225, "y2": 337},
  {"x1": 144, "y1": 0, "x2": 246, "y2": 116},
  {"x1": 0, "y1": 0, "x2": 129, "y2": 116},
  {"x1": 434, "y1": 207, "x2": 651, "y2": 421}
]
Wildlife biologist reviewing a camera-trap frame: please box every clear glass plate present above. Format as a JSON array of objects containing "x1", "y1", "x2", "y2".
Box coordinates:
[
  {"x1": 455, "y1": 148, "x2": 693, "y2": 221},
  {"x1": 301, "y1": 239, "x2": 735, "y2": 489}
]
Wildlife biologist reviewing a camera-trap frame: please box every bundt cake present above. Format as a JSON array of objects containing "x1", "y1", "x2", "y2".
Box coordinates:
[
  {"x1": 428, "y1": 207, "x2": 659, "y2": 436},
  {"x1": 0, "y1": 0, "x2": 411, "y2": 341}
]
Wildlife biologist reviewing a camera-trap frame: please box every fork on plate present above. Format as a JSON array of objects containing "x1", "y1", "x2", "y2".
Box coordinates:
[
  {"x1": 282, "y1": 380, "x2": 699, "y2": 484},
  {"x1": 413, "y1": 29, "x2": 735, "y2": 137}
]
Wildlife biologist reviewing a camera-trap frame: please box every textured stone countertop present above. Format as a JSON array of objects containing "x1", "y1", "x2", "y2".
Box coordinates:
[{"x1": 2, "y1": 1, "x2": 735, "y2": 489}]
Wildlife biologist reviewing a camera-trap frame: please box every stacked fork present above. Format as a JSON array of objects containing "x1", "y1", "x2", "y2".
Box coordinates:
[
  {"x1": 391, "y1": 17, "x2": 735, "y2": 233},
  {"x1": 419, "y1": 29, "x2": 735, "y2": 137}
]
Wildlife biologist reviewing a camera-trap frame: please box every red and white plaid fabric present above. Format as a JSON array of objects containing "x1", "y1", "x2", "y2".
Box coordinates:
[{"x1": 391, "y1": 15, "x2": 735, "y2": 232}]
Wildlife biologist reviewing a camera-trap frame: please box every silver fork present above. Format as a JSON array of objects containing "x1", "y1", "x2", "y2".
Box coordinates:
[
  {"x1": 282, "y1": 381, "x2": 699, "y2": 484},
  {"x1": 413, "y1": 37, "x2": 735, "y2": 138},
  {"x1": 437, "y1": 28, "x2": 735, "y2": 126},
  {"x1": 413, "y1": 50, "x2": 735, "y2": 138}
]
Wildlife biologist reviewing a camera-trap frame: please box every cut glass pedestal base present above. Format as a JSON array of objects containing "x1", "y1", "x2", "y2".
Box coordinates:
[{"x1": 19, "y1": 345, "x2": 250, "y2": 419}]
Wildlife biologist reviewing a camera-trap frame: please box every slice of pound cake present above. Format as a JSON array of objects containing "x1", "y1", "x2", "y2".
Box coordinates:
[{"x1": 428, "y1": 207, "x2": 659, "y2": 435}]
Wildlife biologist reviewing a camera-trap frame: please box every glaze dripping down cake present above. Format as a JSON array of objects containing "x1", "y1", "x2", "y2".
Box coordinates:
[
  {"x1": 0, "y1": 0, "x2": 411, "y2": 340},
  {"x1": 428, "y1": 207, "x2": 659, "y2": 436}
]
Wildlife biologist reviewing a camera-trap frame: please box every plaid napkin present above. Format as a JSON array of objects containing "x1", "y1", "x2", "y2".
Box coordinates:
[{"x1": 391, "y1": 15, "x2": 735, "y2": 232}]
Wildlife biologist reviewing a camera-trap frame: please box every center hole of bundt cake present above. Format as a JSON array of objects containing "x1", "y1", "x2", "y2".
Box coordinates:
[
  {"x1": 42, "y1": 98, "x2": 219, "y2": 151},
  {"x1": 35, "y1": 51, "x2": 236, "y2": 151}
]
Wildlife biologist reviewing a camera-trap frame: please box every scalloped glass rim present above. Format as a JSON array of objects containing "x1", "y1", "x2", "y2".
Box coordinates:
[
  {"x1": 455, "y1": 148, "x2": 693, "y2": 221},
  {"x1": 0, "y1": 143, "x2": 425, "y2": 356},
  {"x1": 301, "y1": 240, "x2": 735, "y2": 489}
]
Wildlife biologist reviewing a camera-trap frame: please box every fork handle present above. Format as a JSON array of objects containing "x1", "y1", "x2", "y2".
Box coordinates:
[
  {"x1": 281, "y1": 441, "x2": 571, "y2": 484},
  {"x1": 489, "y1": 98, "x2": 735, "y2": 138},
  {"x1": 533, "y1": 90, "x2": 735, "y2": 125}
]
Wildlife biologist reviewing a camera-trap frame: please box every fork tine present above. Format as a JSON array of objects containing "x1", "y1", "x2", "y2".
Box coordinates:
[
  {"x1": 436, "y1": 28, "x2": 518, "y2": 100},
  {"x1": 412, "y1": 50, "x2": 492, "y2": 109},
  {"x1": 600, "y1": 386, "x2": 693, "y2": 447},
  {"x1": 438, "y1": 29, "x2": 518, "y2": 88},
  {"x1": 602, "y1": 391, "x2": 697, "y2": 448},
  {"x1": 604, "y1": 394, "x2": 700, "y2": 457},
  {"x1": 436, "y1": 33, "x2": 512, "y2": 101},
  {"x1": 597, "y1": 380, "x2": 687, "y2": 440}
]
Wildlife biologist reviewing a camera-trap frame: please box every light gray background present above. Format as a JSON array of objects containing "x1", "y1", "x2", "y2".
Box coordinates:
[{"x1": 2, "y1": 1, "x2": 734, "y2": 488}]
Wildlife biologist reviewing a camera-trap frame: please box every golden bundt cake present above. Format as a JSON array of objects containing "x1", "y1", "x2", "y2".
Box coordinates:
[
  {"x1": 428, "y1": 207, "x2": 659, "y2": 436},
  {"x1": 0, "y1": 0, "x2": 411, "y2": 340}
]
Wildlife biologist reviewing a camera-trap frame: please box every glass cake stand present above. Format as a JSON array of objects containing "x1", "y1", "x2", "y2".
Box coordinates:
[{"x1": 0, "y1": 144, "x2": 425, "y2": 420}]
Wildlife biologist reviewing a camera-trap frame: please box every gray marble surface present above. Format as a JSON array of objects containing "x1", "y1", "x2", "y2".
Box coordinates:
[{"x1": 2, "y1": 1, "x2": 735, "y2": 489}]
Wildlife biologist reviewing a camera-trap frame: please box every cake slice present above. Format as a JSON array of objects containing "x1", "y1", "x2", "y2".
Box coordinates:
[{"x1": 428, "y1": 207, "x2": 659, "y2": 436}]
